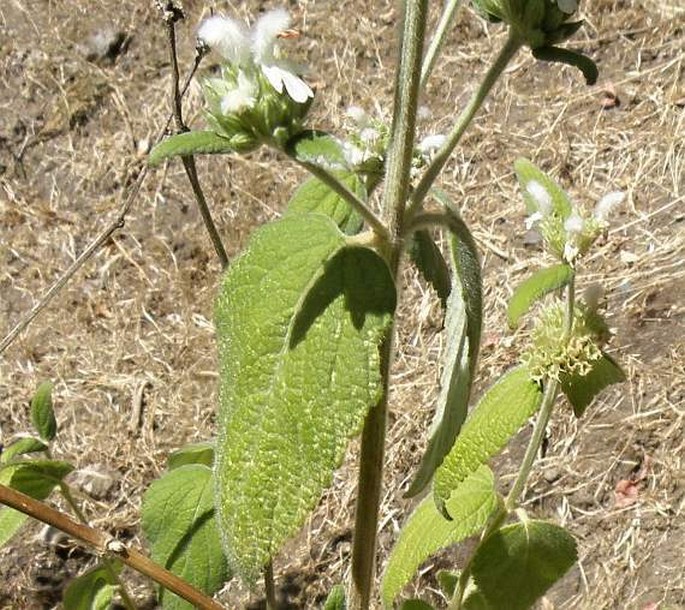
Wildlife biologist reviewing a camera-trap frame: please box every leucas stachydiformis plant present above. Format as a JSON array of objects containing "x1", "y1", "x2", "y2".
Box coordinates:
[{"x1": 0, "y1": 2, "x2": 623, "y2": 609}]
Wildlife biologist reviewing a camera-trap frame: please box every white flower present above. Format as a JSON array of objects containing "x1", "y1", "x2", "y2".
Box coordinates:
[
  {"x1": 594, "y1": 191, "x2": 625, "y2": 223},
  {"x1": 251, "y1": 9, "x2": 314, "y2": 104},
  {"x1": 564, "y1": 212, "x2": 584, "y2": 236},
  {"x1": 197, "y1": 15, "x2": 251, "y2": 65},
  {"x1": 417, "y1": 134, "x2": 447, "y2": 155},
  {"x1": 359, "y1": 127, "x2": 380, "y2": 144},
  {"x1": 526, "y1": 180, "x2": 553, "y2": 216},
  {"x1": 557, "y1": 0, "x2": 578, "y2": 14},
  {"x1": 342, "y1": 141, "x2": 370, "y2": 167},
  {"x1": 346, "y1": 106, "x2": 368, "y2": 125},
  {"x1": 220, "y1": 70, "x2": 257, "y2": 113}
]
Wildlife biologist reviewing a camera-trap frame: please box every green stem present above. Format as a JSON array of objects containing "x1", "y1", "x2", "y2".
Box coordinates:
[
  {"x1": 59, "y1": 483, "x2": 138, "y2": 610},
  {"x1": 292, "y1": 157, "x2": 390, "y2": 242},
  {"x1": 348, "y1": 3, "x2": 428, "y2": 609},
  {"x1": 409, "y1": 33, "x2": 521, "y2": 215},
  {"x1": 420, "y1": 0, "x2": 462, "y2": 89}
]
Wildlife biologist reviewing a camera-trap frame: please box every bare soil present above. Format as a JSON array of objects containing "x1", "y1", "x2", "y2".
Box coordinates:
[{"x1": 1, "y1": 1, "x2": 683, "y2": 609}]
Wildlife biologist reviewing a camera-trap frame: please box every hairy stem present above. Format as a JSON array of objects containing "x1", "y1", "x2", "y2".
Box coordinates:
[
  {"x1": 409, "y1": 33, "x2": 521, "y2": 214},
  {"x1": 349, "y1": 2, "x2": 428, "y2": 608},
  {"x1": 0, "y1": 485, "x2": 224, "y2": 610}
]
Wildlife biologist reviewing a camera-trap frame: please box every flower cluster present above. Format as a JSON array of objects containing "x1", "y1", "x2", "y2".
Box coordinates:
[
  {"x1": 197, "y1": 9, "x2": 314, "y2": 151},
  {"x1": 471, "y1": 0, "x2": 583, "y2": 49}
]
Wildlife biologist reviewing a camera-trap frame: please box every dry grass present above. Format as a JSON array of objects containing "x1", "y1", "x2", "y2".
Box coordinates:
[{"x1": 1, "y1": 0, "x2": 683, "y2": 608}]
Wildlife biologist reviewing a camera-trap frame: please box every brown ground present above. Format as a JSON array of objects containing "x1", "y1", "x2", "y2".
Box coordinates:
[{"x1": 0, "y1": 1, "x2": 683, "y2": 609}]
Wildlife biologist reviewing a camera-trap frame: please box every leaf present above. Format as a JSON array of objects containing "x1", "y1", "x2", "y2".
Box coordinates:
[
  {"x1": 382, "y1": 466, "x2": 498, "y2": 607},
  {"x1": 323, "y1": 584, "x2": 346, "y2": 610},
  {"x1": 215, "y1": 213, "x2": 396, "y2": 581},
  {"x1": 408, "y1": 230, "x2": 451, "y2": 308},
  {"x1": 471, "y1": 520, "x2": 577, "y2": 610},
  {"x1": 507, "y1": 264, "x2": 573, "y2": 328},
  {"x1": 141, "y1": 464, "x2": 229, "y2": 610},
  {"x1": 0, "y1": 460, "x2": 73, "y2": 547},
  {"x1": 167, "y1": 441, "x2": 215, "y2": 470},
  {"x1": 0, "y1": 437, "x2": 48, "y2": 464},
  {"x1": 532, "y1": 46, "x2": 599, "y2": 86},
  {"x1": 63, "y1": 562, "x2": 121, "y2": 610},
  {"x1": 437, "y1": 570, "x2": 460, "y2": 599},
  {"x1": 287, "y1": 130, "x2": 348, "y2": 168},
  {"x1": 287, "y1": 172, "x2": 365, "y2": 235},
  {"x1": 31, "y1": 381, "x2": 57, "y2": 441},
  {"x1": 514, "y1": 159, "x2": 573, "y2": 218},
  {"x1": 406, "y1": 201, "x2": 482, "y2": 497},
  {"x1": 434, "y1": 368, "x2": 542, "y2": 511},
  {"x1": 148, "y1": 131, "x2": 236, "y2": 166},
  {"x1": 561, "y1": 352, "x2": 625, "y2": 417}
]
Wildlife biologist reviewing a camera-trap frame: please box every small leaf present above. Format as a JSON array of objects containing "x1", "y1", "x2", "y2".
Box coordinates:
[
  {"x1": 287, "y1": 171, "x2": 365, "y2": 235},
  {"x1": 471, "y1": 520, "x2": 577, "y2": 610},
  {"x1": 408, "y1": 230, "x2": 451, "y2": 308},
  {"x1": 215, "y1": 213, "x2": 396, "y2": 581},
  {"x1": 434, "y1": 368, "x2": 542, "y2": 511},
  {"x1": 514, "y1": 159, "x2": 573, "y2": 218},
  {"x1": 0, "y1": 437, "x2": 48, "y2": 464},
  {"x1": 287, "y1": 130, "x2": 348, "y2": 168},
  {"x1": 0, "y1": 460, "x2": 73, "y2": 547},
  {"x1": 63, "y1": 562, "x2": 121, "y2": 610},
  {"x1": 141, "y1": 464, "x2": 229, "y2": 610},
  {"x1": 507, "y1": 264, "x2": 573, "y2": 328},
  {"x1": 167, "y1": 441, "x2": 215, "y2": 470},
  {"x1": 400, "y1": 601, "x2": 434, "y2": 610},
  {"x1": 532, "y1": 46, "x2": 599, "y2": 85},
  {"x1": 382, "y1": 466, "x2": 498, "y2": 607},
  {"x1": 406, "y1": 200, "x2": 483, "y2": 497},
  {"x1": 31, "y1": 381, "x2": 57, "y2": 441},
  {"x1": 561, "y1": 352, "x2": 625, "y2": 417},
  {"x1": 323, "y1": 584, "x2": 346, "y2": 610},
  {"x1": 148, "y1": 131, "x2": 236, "y2": 166},
  {"x1": 436, "y1": 570, "x2": 460, "y2": 599}
]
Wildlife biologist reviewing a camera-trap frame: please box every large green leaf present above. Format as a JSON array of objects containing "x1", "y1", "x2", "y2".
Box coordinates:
[
  {"x1": 215, "y1": 213, "x2": 396, "y2": 581},
  {"x1": 148, "y1": 131, "x2": 236, "y2": 166},
  {"x1": 406, "y1": 201, "x2": 482, "y2": 497},
  {"x1": 507, "y1": 264, "x2": 573, "y2": 328},
  {"x1": 408, "y1": 230, "x2": 451, "y2": 308},
  {"x1": 434, "y1": 368, "x2": 542, "y2": 511},
  {"x1": 141, "y1": 464, "x2": 228, "y2": 610},
  {"x1": 0, "y1": 460, "x2": 73, "y2": 547},
  {"x1": 62, "y1": 562, "x2": 121, "y2": 610},
  {"x1": 287, "y1": 172, "x2": 365, "y2": 235},
  {"x1": 471, "y1": 520, "x2": 577, "y2": 610},
  {"x1": 514, "y1": 159, "x2": 573, "y2": 218},
  {"x1": 0, "y1": 437, "x2": 48, "y2": 464},
  {"x1": 31, "y1": 381, "x2": 57, "y2": 441},
  {"x1": 561, "y1": 352, "x2": 625, "y2": 417},
  {"x1": 382, "y1": 466, "x2": 498, "y2": 608}
]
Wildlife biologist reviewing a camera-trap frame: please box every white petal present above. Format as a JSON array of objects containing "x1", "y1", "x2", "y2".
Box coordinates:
[
  {"x1": 281, "y1": 70, "x2": 314, "y2": 103},
  {"x1": 564, "y1": 212, "x2": 584, "y2": 236},
  {"x1": 417, "y1": 134, "x2": 447, "y2": 154},
  {"x1": 524, "y1": 211, "x2": 543, "y2": 230},
  {"x1": 261, "y1": 63, "x2": 286, "y2": 94},
  {"x1": 594, "y1": 191, "x2": 625, "y2": 222},
  {"x1": 198, "y1": 15, "x2": 250, "y2": 64},
  {"x1": 526, "y1": 180, "x2": 553, "y2": 216},
  {"x1": 346, "y1": 106, "x2": 368, "y2": 124},
  {"x1": 252, "y1": 8, "x2": 291, "y2": 62}
]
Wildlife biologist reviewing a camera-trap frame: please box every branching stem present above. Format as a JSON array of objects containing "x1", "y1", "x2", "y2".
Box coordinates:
[{"x1": 420, "y1": 0, "x2": 462, "y2": 89}]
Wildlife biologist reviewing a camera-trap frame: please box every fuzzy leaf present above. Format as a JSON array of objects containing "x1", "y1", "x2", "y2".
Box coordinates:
[
  {"x1": 0, "y1": 460, "x2": 73, "y2": 547},
  {"x1": 561, "y1": 352, "x2": 625, "y2": 417},
  {"x1": 507, "y1": 264, "x2": 573, "y2": 328},
  {"x1": 287, "y1": 130, "x2": 348, "y2": 168},
  {"x1": 63, "y1": 562, "x2": 121, "y2": 610},
  {"x1": 382, "y1": 466, "x2": 498, "y2": 607},
  {"x1": 215, "y1": 214, "x2": 396, "y2": 581},
  {"x1": 471, "y1": 520, "x2": 577, "y2": 610},
  {"x1": 323, "y1": 585, "x2": 347, "y2": 610},
  {"x1": 287, "y1": 172, "x2": 365, "y2": 235},
  {"x1": 434, "y1": 368, "x2": 542, "y2": 511},
  {"x1": 0, "y1": 437, "x2": 48, "y2": 464},
  {"x1": 31, "y1": 381, "x2": 57, "y2": 441},
  {"x1": 141, "y1": 464, "x2": 228, "y2": 609},
  {"x1": 167, "y1": 441, "x2": 215, "y2": 470},
  {"x1": 514, "y1": 159, "x2": 573, "y2": 218},
  {"x1": 406, "y1": 201, "x2": 482, "y2": 497},
  {"x1": 409, "y1": 230, "x2": 451, "y2": 308},
  {"x1": 148, "y1": 131, "x2": 236, "y2": 166},
  {"x1": 532, "y1": 46, "x2": 599, "y2": 85}
]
